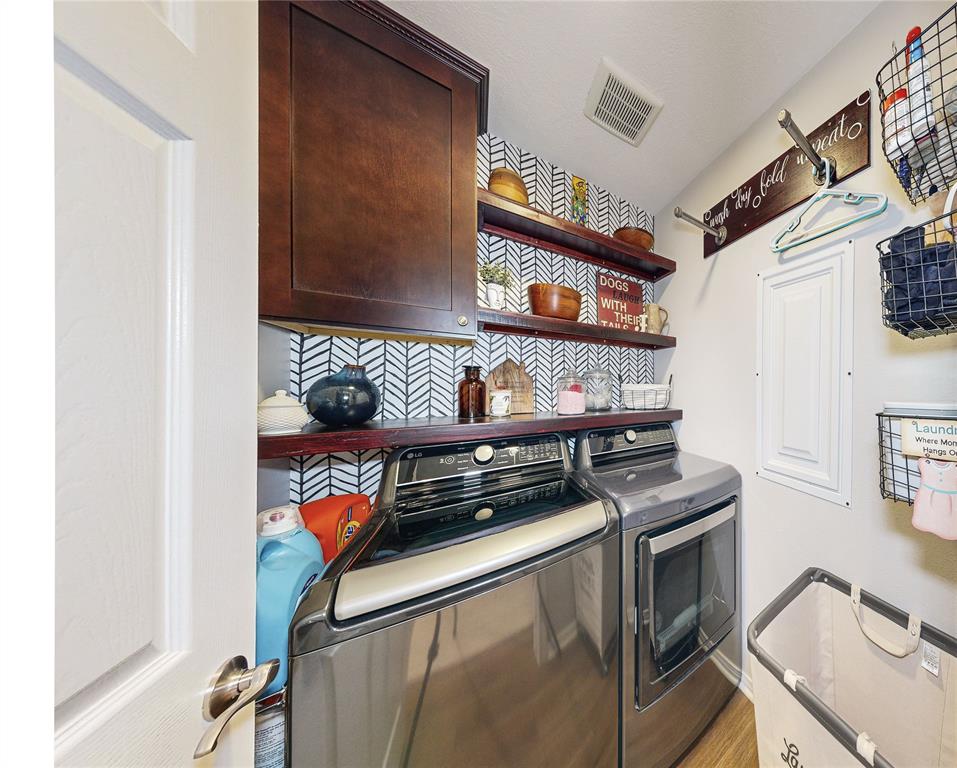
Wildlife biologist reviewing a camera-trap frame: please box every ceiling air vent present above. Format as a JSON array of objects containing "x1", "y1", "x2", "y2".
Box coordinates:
[{"x1": 584, "y1": 57, "x2": 662, "y2": 147}]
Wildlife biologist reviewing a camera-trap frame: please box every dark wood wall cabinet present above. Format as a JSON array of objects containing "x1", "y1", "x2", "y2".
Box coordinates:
[{"x1": 259, "y1": 1, "x2": 489, "y2": 339}]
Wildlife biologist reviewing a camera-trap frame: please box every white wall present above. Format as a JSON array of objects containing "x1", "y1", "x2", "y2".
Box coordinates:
[
  {"x1": 654, "y1": 0, "x2": 957, "y2": 690},
  {"x1": 258, "y1": 321, "x2": 291, "y2": 511}
]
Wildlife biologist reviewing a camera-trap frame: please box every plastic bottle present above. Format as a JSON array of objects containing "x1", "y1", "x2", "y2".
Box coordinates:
[
  {"x1": 255, "y1": 504, "x2": 324, "y2": 699},
  {"x1": 907, "y1": 26, "x2": 936, "y2": 142},
  {"x1": 882, "y1": 88, "x2": 913, "y2": 162}
]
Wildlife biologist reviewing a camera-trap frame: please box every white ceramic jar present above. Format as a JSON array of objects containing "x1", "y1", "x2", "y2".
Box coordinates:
[{"x1": 257, "y1": 390, "x2": 310, "y2": 435}]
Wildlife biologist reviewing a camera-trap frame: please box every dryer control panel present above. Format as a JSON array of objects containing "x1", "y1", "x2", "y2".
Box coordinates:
[{"x1": 581, "y1": 423, "x2": 676, "y2": 463}]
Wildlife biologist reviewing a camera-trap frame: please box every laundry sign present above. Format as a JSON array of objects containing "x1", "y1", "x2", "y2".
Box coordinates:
[
  {"x1": 901, "y1": 418, "x2": 957, "y2": 461},
  {"x1": 702, "y1": 91, "x2": 871, "y2": 257}
]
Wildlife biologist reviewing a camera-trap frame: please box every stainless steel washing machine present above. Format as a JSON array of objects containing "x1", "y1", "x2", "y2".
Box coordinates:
[
  {"x1": 574, "y1": 423, "x2": 742, "y2": 768},
  {"x1": 288, "y1": 433, "x2": 620, "y2": 767}
]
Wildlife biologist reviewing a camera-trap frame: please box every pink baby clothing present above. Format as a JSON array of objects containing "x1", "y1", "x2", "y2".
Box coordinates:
[{"x1": 912, "y1": 459, "x2": 957, "y2": 540}]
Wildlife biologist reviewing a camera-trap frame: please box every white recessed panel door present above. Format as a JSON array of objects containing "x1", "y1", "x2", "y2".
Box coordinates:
[
  {"x1": 756, "y1": 242, "x2": 853, "y2": 507},
  {"x1": 55, "y1": 1, "x2": 258, "y2": 765}
]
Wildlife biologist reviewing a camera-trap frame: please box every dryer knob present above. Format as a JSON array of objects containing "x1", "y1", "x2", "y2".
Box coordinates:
[
  {"x1": 474, "y1": 507, "x2": 494, "y2": 521},
  {"x1": 624, "y1": 429, "x2": 638, "y2": 444},
  {"x1": 472, "y1": 444, "x2": 495, "y2": 465}
]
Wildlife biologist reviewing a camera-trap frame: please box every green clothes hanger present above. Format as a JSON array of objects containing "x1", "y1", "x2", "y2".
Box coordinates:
[{"x1": 770, "y1": 159, "x2": 888, "y2": 253}]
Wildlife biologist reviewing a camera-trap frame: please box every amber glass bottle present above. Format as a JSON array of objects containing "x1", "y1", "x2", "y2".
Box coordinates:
[{"x1": 457, "y1": 366, "x2": 486, "y2": 419}]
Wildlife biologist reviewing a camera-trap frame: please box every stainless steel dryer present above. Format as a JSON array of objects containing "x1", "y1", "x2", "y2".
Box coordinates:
[
  {"x1": 574, "y1": 423, "x2": 742, "y2": 768},
  {"x1": 288, "y1": 433, "x2": 620, "y2": 768}
]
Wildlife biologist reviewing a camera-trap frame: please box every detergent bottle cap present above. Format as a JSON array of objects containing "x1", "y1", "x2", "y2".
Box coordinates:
[{"x1": 257, "y1": 504, "x2": 304, "y2": 537}]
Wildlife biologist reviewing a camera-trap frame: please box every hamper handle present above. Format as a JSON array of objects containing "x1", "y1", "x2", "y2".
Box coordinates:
[{"x1": 850, "y1": 584, "x2": 921, "y2": 658}]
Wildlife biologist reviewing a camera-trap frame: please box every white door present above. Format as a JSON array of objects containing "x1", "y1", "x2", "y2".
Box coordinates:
[{"x1": 54, "y1": 1, "x2": 259, "y2": 765}]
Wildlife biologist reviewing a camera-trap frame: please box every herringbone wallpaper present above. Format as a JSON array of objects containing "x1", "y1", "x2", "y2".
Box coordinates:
[{"x1": 289, "y1": 134, "x2": 656, "y2": 504}]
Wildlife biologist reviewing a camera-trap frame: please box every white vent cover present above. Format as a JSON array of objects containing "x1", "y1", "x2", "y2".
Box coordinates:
[{"x1": 584, "y1": 57, "x2": 662, "y2": 147}]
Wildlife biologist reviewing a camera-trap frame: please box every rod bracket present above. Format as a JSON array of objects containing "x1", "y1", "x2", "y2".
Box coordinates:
[
  {"x1": 778, "y1": 109, "x2": 836, "y2": 186},
  {"x1": 674, "y1": 206, "x2": 727, "y2": 245}
]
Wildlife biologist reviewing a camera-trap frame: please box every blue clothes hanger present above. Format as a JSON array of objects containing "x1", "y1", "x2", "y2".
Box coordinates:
[{"x1": 770, "y1": 159, "x2": 888, "y2": 253}]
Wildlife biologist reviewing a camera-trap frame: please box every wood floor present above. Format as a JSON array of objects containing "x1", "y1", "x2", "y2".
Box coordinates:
[{"x1": 675, "y1": 691, "x2": 759, "y2": 768}]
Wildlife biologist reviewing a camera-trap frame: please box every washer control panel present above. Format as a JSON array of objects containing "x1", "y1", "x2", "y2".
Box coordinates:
[
  {"x1": 396, "y1": 434, "x2": 564, "y2": 486},
  {"x1": 585, "y1": 423, "x2": 676, "y2": 458}
]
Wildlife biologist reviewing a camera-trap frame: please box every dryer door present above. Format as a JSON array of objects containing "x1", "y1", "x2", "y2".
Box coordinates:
[{"x1": 637, "y1": 496, "x2": 737, "y2": 707}]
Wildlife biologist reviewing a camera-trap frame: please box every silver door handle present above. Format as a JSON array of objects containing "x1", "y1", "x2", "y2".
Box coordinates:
[{"x1": 193, "y1": 656, "x2": 279, "y2": 759}]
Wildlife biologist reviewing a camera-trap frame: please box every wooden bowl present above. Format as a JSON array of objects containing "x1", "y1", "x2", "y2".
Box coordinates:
[
  {"x1": 613, "y1": 226, "x2": 654, "y2": 251},
  {"x1": 527, "y1": 283, "x2": 581, "y2": 321},
  {"x1": 489, "y1": 167, "x2": 529, "y2": 205}
]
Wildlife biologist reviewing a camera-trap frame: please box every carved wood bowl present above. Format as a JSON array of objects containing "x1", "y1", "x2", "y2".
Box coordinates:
[
  {"x1": 527, "y1": 283, "x2": 582, "y2": 321},
  {"x1": 488, "y1": 167, "x2": 529, "y2": 205},
  {"x1": 612, "y1": 226, "x2": 655, "y2": 251}
]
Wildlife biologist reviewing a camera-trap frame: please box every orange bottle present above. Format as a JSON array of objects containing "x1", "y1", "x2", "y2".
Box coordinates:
[{"x1": 299, "y1": 494, "x2": 372, "y2": 563}]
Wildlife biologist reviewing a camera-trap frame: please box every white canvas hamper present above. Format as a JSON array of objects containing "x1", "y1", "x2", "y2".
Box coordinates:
[{"x1": 748, "y1": 568, "x2": 956, "y2": 768}]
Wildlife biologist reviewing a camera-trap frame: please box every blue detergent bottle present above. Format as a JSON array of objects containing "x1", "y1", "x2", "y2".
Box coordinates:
[{"x1": 256, "y1": 504, "x2": 325, "y2": 698}]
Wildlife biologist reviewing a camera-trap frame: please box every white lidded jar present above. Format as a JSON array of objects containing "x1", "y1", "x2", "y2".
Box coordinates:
[
  {"x1": 882, "y1": 88, "x2": 914, "y2": 162},
  {"x1": 906, "y1": 26, "x2": 936, "y2": 142},
  {"x1": 257, "y1": 389, "x2": 310, "y2": 435}
]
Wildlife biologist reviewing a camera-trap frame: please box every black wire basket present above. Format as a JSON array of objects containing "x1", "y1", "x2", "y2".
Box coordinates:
[
  {"x1": 876, "y1": 209, "x2": 957, "y2": 338},
  {"x1": 876, "y1": 3, "x2": 957, "y2": 204},
  {"x1": 877, "y1": 412, "x2": 920, "y2": 504}
]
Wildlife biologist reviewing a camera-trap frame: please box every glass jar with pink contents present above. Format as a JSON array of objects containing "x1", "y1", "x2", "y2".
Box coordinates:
[{"x1": 556, "y1": 368, "x2": 586, "y2": 415}]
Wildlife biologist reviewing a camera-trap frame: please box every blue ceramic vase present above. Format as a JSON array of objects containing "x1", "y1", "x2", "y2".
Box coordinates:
[{"x1": 306, "y1": 364, "x2": 381, "y2": 427}]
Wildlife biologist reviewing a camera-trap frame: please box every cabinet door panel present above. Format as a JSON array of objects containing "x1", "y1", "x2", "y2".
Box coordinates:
[{"x1": 260, "y1": 1, "x2": 479, "y2": 339}]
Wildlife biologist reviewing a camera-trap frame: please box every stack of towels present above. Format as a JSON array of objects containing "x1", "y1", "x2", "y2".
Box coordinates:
[{"x1": 881, "y1": 224, "x2": 957, "y2": 331}]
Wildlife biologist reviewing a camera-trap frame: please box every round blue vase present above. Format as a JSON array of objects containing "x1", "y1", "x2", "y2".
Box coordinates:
[{"x1": 306, "y1": 364, "x2": 381, "y2": 427}]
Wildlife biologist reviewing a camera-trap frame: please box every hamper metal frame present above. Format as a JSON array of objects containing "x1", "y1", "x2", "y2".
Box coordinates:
[{"x1": 748, "y1": 567, "x2": 957, "y2": 768}]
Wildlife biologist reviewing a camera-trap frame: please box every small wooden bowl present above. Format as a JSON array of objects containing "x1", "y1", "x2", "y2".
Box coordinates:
[
  {"x1": 489, "y1": 167, "x2": 529, "y2": 205},
  {"x1": 613, "y1": 226, "x2": 655, "y2": 251},
  {"x1": 527, "y1": 283, "x2": 582, "y2": 321}
]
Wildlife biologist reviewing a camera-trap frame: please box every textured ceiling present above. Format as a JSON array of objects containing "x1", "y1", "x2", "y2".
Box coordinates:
[{"x1": 386, "y1": 0, "x2": 879, "y2": 214}]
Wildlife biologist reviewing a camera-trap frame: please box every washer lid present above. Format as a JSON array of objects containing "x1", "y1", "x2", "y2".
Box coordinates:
[{"x1": 577, "y1": 451, "x2": 740, "y2": 530}]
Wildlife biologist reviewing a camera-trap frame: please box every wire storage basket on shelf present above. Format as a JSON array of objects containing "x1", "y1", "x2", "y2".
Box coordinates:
[
  {"x1": 878, "y1": 403, "x2": 957, "y2": 504},
  {"x1": 621, "y1": 375, "x2": 672, "y2": 411},
  {"x1": 876, "y1": 209, "x2": 957, "y2": 338},
  {"x1": 876, "y1": 3, "x2": 957, "y2": 204}
]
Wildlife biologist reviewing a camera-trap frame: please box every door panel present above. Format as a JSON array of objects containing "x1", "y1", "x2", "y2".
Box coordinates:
[{"x1": 54, "y1": 1, "x2": 257, "y2": 764}]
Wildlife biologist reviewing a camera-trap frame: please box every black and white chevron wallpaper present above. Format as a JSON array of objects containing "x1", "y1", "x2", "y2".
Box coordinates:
[{"x1": 288, "y1": 134, "x2": 656, "y2": 504}]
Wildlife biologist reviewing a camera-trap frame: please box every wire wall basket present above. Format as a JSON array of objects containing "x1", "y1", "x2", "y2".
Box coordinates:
[
  {"x1": 876, "y1": 209, "x2": 957, "y2": 338},
  {"x1": 878, "y1": 405, "x2": 957, "y2": 505},
  {"x1": 876, "y1": 3, "x2": 957, "y2": 204},
  {"x1": 878, "y1": 412, "x2": 921, "y2": 504}
]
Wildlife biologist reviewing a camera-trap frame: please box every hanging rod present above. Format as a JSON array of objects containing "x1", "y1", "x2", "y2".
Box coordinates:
[
  {"x1": 778, "y1": 109, "x2": 835, "y2": 186},
  {"x1": 674, "y1": 207, "x2": 727, "y2": 245}
]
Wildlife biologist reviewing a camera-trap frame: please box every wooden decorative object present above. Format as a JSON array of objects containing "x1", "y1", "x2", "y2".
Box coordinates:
[
  {"x1": 486, "y1": 359, "x2": 534, "y2": 414},
  {"x1": 612, "y1": 226, "x2": 654, "y2": 251},
  {"x1": 527, "y1": 283, "x2": 582, "y2": 320},
  {"x1": 488, "y1": 167, "x2": 528, "y2": 204},
  {"x1": 700, "y1": 91, "x2": 870, "y2": 257}
]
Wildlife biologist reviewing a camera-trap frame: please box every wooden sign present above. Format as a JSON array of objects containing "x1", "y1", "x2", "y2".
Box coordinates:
[
  {"x1": 486, "y1": 358, "x2": 534, "y2": 414},
  {"x1": 596, "y1": 272, "x2": 644, "y2": 331},
  {"x1": 901, "y1": 418, "x2": 957, "y2": 461},
  {"x1": 702, "y1": 91, "x2": 871, "y2": 257}
]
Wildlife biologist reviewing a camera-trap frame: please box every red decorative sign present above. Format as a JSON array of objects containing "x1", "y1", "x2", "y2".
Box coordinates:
[{"x1": 596, "y1": 272, "x2": 644, "y2": 331}]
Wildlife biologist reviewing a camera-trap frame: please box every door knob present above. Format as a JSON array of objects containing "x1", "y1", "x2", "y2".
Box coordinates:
[{"x1": 193, "y1": 655, "x2": 278, "y2": 759}]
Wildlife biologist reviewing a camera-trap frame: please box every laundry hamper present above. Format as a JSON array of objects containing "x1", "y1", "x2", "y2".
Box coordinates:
[{"x1": 748, "y1": 568, "x2": 956, "y2": 768}]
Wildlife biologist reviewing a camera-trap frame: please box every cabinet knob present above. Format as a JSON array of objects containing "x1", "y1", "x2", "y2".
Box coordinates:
[{"x1": 457, "y1": 315, "x2": 469, "y2": 326}]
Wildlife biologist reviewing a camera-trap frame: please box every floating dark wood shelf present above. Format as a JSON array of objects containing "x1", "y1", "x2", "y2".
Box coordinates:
[
  {"x1": 478, "y1": 188, "x2": 676, "y2": 282},
  {"x1": 259, "y1": 408, "x2": 683, "y2": 459},
  {"x1": 477, "y1": 309, "x2": 676, "y2": 350}
]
